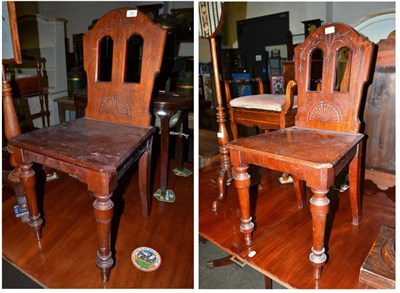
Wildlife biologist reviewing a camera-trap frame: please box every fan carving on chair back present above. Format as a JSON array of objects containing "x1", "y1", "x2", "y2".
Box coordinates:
[
  {"x1": 83, "y1": 8, "x2": 167, "y2": 127},
  {"x1": 294, "y1": 23, "x2": 374, "y2": 133}
]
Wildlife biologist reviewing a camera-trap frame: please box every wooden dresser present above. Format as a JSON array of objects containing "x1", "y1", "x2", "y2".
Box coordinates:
[{"x1": 363, "y1": 31, "x2": 395, "y2": 190}]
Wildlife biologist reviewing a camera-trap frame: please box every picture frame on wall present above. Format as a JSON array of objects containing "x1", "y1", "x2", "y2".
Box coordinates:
[
  {"x1": 270, "y1": 74, "x2": 285, "y2": 94},
  {"x1": 201, "y1": 74, "x2": 214, "y2": 107},
  {"x1": 2, "y1": 1, "x2": 22, "y2": 64}
]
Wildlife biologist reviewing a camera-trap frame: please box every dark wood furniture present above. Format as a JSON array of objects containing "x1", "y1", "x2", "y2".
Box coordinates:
[
  {"x1": 153, "y1": 91, "x2": 193, "y2": 201},
  {"x1": 72, "y1": 33, "x2": 84, "y2": 67},
  {"x1": 227, "y1": 23, "x2": 374, "y2": 279},
  {"x1": 225, "y1": 77, "x2": 297, "y2": 140},
  {"x1": 363, "y1": 31, "x2": 395, "y2": 190},
  {"x1": 54, "y1": 96, "x2": 74, "y2": 123},
  {"x1": 8, "y1": 8, "x2": 166, "y2": 283},
  {"x1": 219, "y1": 48, "x2": 244, "y2": 80},
  {"x1": 74, "y1": 87, "x2": 88, "y2": 118},
  {"x1": 7, "y1": 56, "x2": 49, "y2": 128},
  {"x1": 359, "y1": 225, "x2": 395, "y2": 288}
]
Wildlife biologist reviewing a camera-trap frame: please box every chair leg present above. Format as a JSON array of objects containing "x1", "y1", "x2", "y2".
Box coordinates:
[
  {"x1": 231, "y1": 122, "x2": 238, "y2": 140},
  {"x1": 19, "y1": 163, "x2": 43, "y2": 240},
  {"x1": 233, "y1": 164, "x2": 254, "y2": 246},
  {"x1": 264, "y1": 275, "x2": 273, "y2": 289},
  {"x1": 139, "y1": 137, "x2": 153, "y2": 218},
  {"x1": 309, "y1": 188, "x2": 329, "y2": 280},
  {"x1": 292, "y1": 177, "x2": 306, "y2": 209},
  {"x1": 92, "y1": 192, "x2": 114, "y2": 283},
  {"x1": 349, "y1": 143, "x2": 362, "y2": 226}
]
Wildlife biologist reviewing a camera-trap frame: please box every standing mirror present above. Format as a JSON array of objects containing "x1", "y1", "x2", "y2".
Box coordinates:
[{"x1": 199, "y1": 2, "x2": 229, "y2": 211}]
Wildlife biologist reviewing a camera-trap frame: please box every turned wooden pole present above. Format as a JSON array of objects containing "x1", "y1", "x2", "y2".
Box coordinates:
[
  {"x1": 199, "y1": 2, "x2": 231, "y2": 211},
  {"x1": 2, "y1": 64, "x2": 22, "y2": 182},
  {"x1": 209, "y1": 37, "x2": 232, "y2": 211}
]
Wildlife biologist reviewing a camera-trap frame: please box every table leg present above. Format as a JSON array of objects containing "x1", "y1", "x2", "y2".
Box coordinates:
[
  {"x1": 58, "y1": 104, "x2": 65, "y2": 123},
  {"x1": 155, "y1": 109, "x2": 177, "y2": 199},
  {"x1": 176, "y1": 112, "x2": 188, "y2": 171}
]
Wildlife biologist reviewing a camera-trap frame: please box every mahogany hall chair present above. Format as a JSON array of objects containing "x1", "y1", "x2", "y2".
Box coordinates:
[
  {"x1": 225, "y1": 76, "x2": 297, "y2": 140},
  {"x1": 227, "y1": 23, "x2": 374, "y2": 279},
  {"x1": 8, "y1": 8, "x2": 166, "y2": 282}
]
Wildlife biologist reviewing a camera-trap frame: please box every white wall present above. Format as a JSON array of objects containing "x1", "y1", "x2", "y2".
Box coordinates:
[
  {"x1": 200, "y1": 1, "x2": 395, "y2": 62},
  {"x1": 37, "y1": 1, "x2": 193, "y2": 53}
]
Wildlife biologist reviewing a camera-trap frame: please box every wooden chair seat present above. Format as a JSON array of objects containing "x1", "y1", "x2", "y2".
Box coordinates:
[
  {"x1": 230, "y1": 94, "x2": 298, "y2": 111},
  {"x1": 9, "y1": 118, "x2": 154, "y2": 172},
  {"x1": 229, "y1": 127, "x2": 362, "y2": 172}
]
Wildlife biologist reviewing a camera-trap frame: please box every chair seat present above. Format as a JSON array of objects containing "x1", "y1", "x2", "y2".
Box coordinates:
[
  {"x1": 230, "y1": 94, "x2": 298, "y2": 111},
  {"x1": 9, "y1": 117, "x2": 155, "y2": 172},
  {"x1": 228, "y1": 126, "x2": 363, "y2": 168}
]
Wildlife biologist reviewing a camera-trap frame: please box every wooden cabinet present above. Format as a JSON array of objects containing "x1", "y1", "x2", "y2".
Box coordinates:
[{"x1": 363, "y1": 31, "x2": 395, "y2": 190}]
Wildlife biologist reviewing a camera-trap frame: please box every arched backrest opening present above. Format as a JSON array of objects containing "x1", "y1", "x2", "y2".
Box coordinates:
[
  {"x1": 294, "y1": 23, "x2": 374, "y2": 133},
  {"x1": 83, "y1": 8, "x2": 167, "y2": 126}
]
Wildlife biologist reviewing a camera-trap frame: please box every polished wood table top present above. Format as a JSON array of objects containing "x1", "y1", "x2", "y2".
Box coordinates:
[
  {"x1": 199, "y1": 163, "x2": 395, "y2": 289},
  {"x1": 153, "y1": 91, "x2": 193, "y2": 111}
]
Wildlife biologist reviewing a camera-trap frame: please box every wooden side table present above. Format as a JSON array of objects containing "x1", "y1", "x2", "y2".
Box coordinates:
[
  {"x1": 153, "y1": 91, "x2": 193, "y2": 202},
  {"x1": 54, "y1": 96, "x2": 75, "y2": 123}
]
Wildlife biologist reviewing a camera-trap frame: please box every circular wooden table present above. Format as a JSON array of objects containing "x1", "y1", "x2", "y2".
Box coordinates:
[{"x1": 153, "y1": 91, "x2": 193, "y2": 202}]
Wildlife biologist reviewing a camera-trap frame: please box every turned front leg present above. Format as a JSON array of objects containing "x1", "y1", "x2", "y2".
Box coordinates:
[
  {"x1": 19, "y1": 163, "x2": 43, "y2": 240},
  {"x1": 309, "y1": 189, "x2": 330, "y2": 280},
  {"x1": 93, "y1": 192, "x2": 114, "y2": 283},
  {"x1": 233, "y1": 165, "x2": 254, "y2": 246}
]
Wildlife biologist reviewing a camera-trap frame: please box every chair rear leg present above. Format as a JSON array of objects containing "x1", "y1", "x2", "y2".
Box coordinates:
[
  {"x1": 292, "y1": 177, "x2": 306, "y2": 209},
  {"x1": 349, "y1": 142, "x2": 362, "y2": 225},
  {"x1": 139, "y1": 137, "x2": 153, "y2": 218}
]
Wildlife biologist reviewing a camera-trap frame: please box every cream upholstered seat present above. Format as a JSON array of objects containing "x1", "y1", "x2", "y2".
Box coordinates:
[
  {"x1": 225, "y1": 78, "x2": 298, "y2": 140},
  {"x1": 230, "y1": 94, "x2": 298, "y2": 111}
]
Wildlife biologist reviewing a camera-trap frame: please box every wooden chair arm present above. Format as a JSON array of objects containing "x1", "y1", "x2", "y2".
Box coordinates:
[
  {"x1": 281, "y1": 80, "x2": 297, "y2": 113},
  {"x1": 224, "y1": 80, "x2": 233, "y2": 108},
  {"x1": 255, "y1": 77, "x2": 265, "y2": 94}
]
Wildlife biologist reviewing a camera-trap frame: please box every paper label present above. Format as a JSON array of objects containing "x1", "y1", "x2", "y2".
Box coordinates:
[
  {"x1": 217, "y1": 132, "x2": 223, "y2": 138},
  {"x1": 127, "y1": 10, "x2": 137, "y2": 17},
  {"x1": 325, "y1": 26, "x2": 335, "y2": 34}
]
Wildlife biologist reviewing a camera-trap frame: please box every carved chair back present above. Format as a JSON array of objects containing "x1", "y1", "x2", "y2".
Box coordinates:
[
  {"x1": 294, "y1": 23, "x2": 374, "y2": 133},
  {"x1": 83, "y1": 8, "x2": 166, "y2": 127},
  {"x1": 225, "y1": 77, "x2": 265, "y2": 99}
]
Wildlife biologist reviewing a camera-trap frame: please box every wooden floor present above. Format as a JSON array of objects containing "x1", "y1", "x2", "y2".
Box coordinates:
[
  {"x1": 3, "y1": 159, "x2": 193, "y2": 288},
  {"x1": 199, "y1": 163, "x2": 395, "y2": 289}
]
